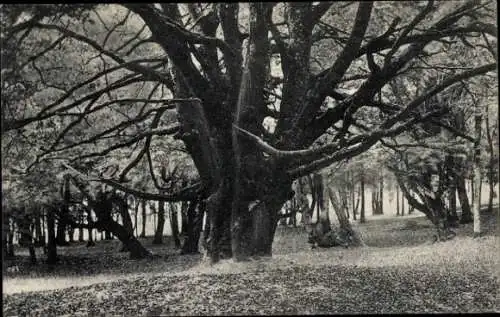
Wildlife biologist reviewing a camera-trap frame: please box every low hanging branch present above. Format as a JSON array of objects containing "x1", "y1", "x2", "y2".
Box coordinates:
[{"x1": 62, "y1": 163, "x2": 201, "y2": 202}]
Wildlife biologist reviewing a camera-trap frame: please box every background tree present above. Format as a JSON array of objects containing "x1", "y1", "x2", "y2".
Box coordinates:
[{"x1": 1, "y1": 2, "x2": 496, "y2": 263}]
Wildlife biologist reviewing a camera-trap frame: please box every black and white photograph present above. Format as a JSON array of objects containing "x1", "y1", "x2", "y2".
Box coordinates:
[{"x1": 1, "y1": 2, "x2": 498, "y2": 315}]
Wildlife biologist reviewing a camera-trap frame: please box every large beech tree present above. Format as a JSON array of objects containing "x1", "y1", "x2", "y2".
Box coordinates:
[{"x1": 1, "y1": 2, "x2": 497, "y2": 262}]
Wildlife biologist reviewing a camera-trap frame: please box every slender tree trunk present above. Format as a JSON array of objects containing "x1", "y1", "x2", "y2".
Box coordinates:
[
  {"x1": 105, "y1": 229, "x2": 113, "y2": 240},
  {"x1": 18, "y1": 212, "x2": 37, "y2": 264},
  {"x1": 396, "y1": 186, "x2": 400, "y2": 216},
  {"x1": 448, "y1": 183, "x2": 458, "y2": 226},
  {"x1": 457, "y1": 162, "x2": 473, "y2": 224},
  {"x1": 447, "y1": 156, "x2": 459, "y2": 226},
  {"x1": 401, "y1": 191, "x2": 405, "y2": 216},
  {"x1": 68, "y1": 227, "x2": 75, "y2": 243},
  {"x1": 469, "y1": 177, "x2": 474, "y2": 204},
  {"x1": 371, "y1": 189, "x2": 377, "y2": 215},
  {"x1": 153, "y1": 199, "x2": 166, "y2": 244},
  {"x1": 360, "y1": 174, "x2": 366, "y2": 223},
  {"x1": 169, "y1": 203, "x2": 181, "y2": 249},
  {"x1": 379, "y1": 173, "x2": 384, "y2": 214},
  {"x1": 46, "y1": 208, "x2": 58, "y2": 264},
  {"x1": 118, "y1": 195, "x2": 134, "y2": 251},
  {"x1": 152, "y1": 203, "x2": 157, "y2": 231},
  {"x1": 488, "y1": 180, "x2": 495, "y2": 213},
  {"x1": 140, "y1": 199, "x2": 147, "y2": 238},
  {"x1": 86, "y1": 210, "x2": 95, "y2": 247},
  {"x1": 78, "y1": 213, "x2": 84, "y2": 242},
  {"x1": 34, "y1": 212, "x2": 44, "y2": 247},
  {"x1": 7, "y1": 220, "x2": 15, "y2": 257},
  {"x1": 472, "y1": 104, "x2": 482, "y2": 236},
  {"x1": 485, "y1": 106, "x2": 496, "y2": 213},
  {"x1": 134, "y1": 198, "x2": 139, "y2": 237},
  {"x1": 180, "y1": 200, "x2": 189, "y2": 237},
  {"x1": 352, "y1": 190, "x2": 357, "y2": 220},
  {"x1": 2, "y1": 214, "x2": 10, "y2": 259},
  {"x1": 56, "y1": 208, "x2": 69, "y2": 246}
]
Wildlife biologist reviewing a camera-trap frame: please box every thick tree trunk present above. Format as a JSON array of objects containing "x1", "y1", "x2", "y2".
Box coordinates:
[
  {"x1": 94, "y1": 192, "x2": 151, "y2": 259},
  {"x1": 169, "y1": 203, "x2": 181, "y2": 249},
  {"x1": 153, "y1": 199, "x2": 166, "y2": 245},
  {"x1": 328, "y1": 187, "x2": 364, "y2": 247},
  {"x1": 104, "y1": 219, "x2": 151, "y2": 259},
  {"x1": 181, "y1": 199, "x2": 204, "y2": 254},
  {"x1": 248, "y1": 193, "x2": 289, "y2": 257},
  {"x1": 46, "y1": 208, "x2": 58, "y2": 264}
]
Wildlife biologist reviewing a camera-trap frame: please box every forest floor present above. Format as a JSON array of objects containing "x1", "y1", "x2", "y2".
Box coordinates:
[{"x1": 3, "y1": 208, "x2": 499, "y2": 315}]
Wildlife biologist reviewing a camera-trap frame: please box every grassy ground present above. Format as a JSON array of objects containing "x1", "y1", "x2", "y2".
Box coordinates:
[{"x1": 3, "y1": 209, "x2": 499, "y2": 315}]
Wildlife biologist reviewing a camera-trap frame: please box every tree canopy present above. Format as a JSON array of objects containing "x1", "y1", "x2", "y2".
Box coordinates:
[{"x1": 1, "y1": 1, "x2": 497, "y2": 262}]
